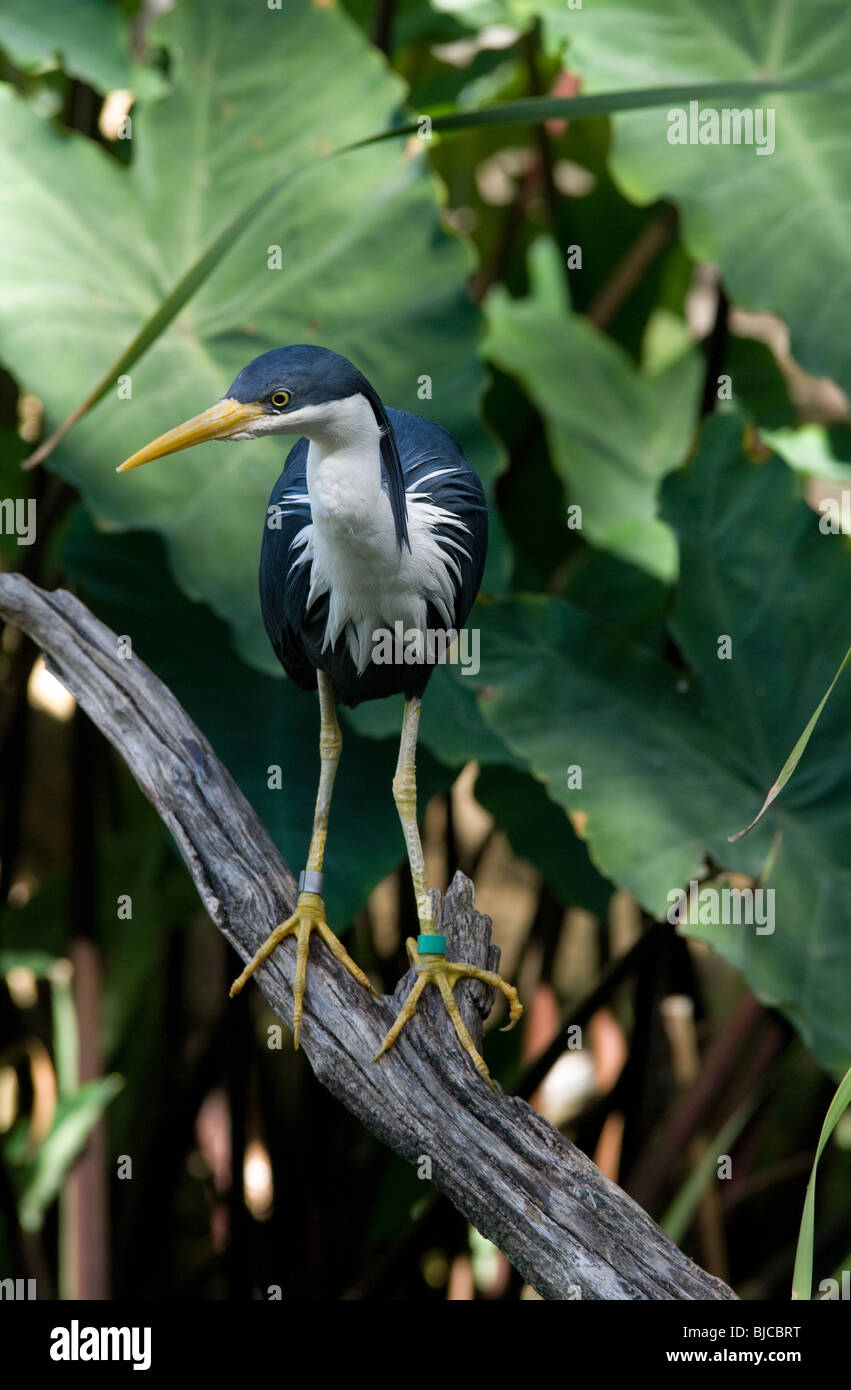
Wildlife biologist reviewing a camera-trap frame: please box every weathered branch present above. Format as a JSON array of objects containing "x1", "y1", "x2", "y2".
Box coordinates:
[{"x1": 0, "y1": 573, "x2": 737, "y2": 1301}]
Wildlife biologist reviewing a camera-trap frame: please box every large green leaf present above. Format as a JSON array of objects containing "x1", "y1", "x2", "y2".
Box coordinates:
[
  {"x1": 483, "y1": 238, "x2": 702, "y2": 580},
  {"x1": 559, "y1": 0, "x2": 851, "y2": 395},
  {"x1": 474, "y1": 413, "x2": 851, "y2": 1075},
  {"x1": 0, "y1": 0, "x2": 502, "y2": 677},
  {"x1": 0, "y1": 0, "x2": 140, "y2": 92},
  {"x1": 345, "y1": 662, "x2": 519, "y2": 768},
  {"x1": 730, "y1": 643, "x2": 851, "y2": 842},
  {"x1": 764, "y1": 424, "x2": 851, "y2": 483}
]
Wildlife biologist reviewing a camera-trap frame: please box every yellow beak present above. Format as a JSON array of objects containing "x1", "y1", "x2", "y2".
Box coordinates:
[{"x1": 117, "y1": 398, "x2": 267, "y2": 473}]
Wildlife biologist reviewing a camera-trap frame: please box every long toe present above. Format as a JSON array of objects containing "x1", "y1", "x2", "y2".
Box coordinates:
[
  {"x1": 373, "y1": 975, "x2": 428, "y2": 1060},
  {"x1": 448, "y1": 960, "x2": 524, "y2": 1033},
  {"x1": 230, "y1": 896, "x2": 375, "y2": 1051},
  {"x1": 435, "y1": 972, "x2": 495, "y2": 1090},
  {"x1": 229, "y1": 911, "x2": 299, "y2": 997},
  {"x1": 317, "y1": 921, "x2": 379, "y2": 997}
]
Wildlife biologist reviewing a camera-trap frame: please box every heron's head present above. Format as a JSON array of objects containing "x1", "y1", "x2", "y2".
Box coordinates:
[
  {"x1": 118, "y1": 344, "x2": 411, "y2": 548},
  {"x1": 117, "y1": 345, "x2": 383, "y2": 472}
]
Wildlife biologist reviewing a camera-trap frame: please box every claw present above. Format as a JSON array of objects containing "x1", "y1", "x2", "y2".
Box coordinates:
[
  {"x1": 374, "y1": 939, "x2": 522, "y2": 1088},
  {"x1": 229, "y1": 891, "x2": 374, "y2": 1046}
]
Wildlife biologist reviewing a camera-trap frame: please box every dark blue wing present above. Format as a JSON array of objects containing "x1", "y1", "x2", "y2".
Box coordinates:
[
  {"x1": 388, "y1": 408, "x2": 487, "y2": 634},
  {"x1": 259, "y1": 408, "x2": 488, "y2": 704},
  {"x1": 259, "y1": 437, "x2": 322, "y2": 692}
]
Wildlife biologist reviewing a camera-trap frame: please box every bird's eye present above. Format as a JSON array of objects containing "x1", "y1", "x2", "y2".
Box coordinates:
[{"x1": 270, "y1": 390, "x2": 291, "y2": 409}]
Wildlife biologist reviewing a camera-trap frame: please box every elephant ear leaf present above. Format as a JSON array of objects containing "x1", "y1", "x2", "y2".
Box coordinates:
[
  {"x1": 0, "y1": 0, "x2": 503, "y2": 675},
  {"x1": 730, "y1": 645, "x2": 851, "y2": 841}
]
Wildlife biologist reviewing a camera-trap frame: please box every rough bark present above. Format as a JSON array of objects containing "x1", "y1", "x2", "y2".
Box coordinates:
[{"x1": 0, "y1": 572, "x2": 737, "y2": 1302}]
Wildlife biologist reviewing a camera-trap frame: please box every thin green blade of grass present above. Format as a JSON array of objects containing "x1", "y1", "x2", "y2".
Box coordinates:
[
  {"x1": 48, "y1": 960, "x2": 78, "y2": 1098},
  {"x1": 792, "y1": 1063, "x2": 851, "y2": 1300},
  {"x1": 355, "y1": 80, "x2": 825, "y2": 144},
  {"x1": 730, "y1": 644, "x2": 851, "y2": 841},
  {"x1": 24, "y1": 78, "x2": 822, "y2": 472}
]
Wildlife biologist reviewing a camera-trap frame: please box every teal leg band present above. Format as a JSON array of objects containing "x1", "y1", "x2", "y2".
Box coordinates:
[{"x1": 417, "y1": 934, "x2": 446, "y2": 955}]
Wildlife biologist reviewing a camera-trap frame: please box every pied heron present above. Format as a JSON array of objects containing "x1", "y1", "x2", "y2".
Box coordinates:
[{"x1": 118, "y1": 345, "x2": 521, "y2": 1086}]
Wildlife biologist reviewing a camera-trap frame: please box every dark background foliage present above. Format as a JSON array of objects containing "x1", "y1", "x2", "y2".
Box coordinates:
[{"x1": 0, "y1": 0, "x2": 849, "y2": 1301}]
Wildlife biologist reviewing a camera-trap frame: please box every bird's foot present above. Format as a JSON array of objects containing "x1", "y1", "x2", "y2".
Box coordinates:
[
  {"x1": 229, "y1": 890, "x2": 377, "y2": 1047},
  {"x1": 373, "y1": 936, "x2": 522, "y2": 1090}
]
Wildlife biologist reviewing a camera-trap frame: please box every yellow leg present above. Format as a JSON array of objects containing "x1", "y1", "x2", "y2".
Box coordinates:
[
  {"x1": 374, "y1": 697, "x2": 523, "y2": 1088},
  {"x1": 390, "y1": 695, "x2": 436, "y2": 934},
  {"x1": 230, "y1": 670, "x2": 376, "y2": 1043}
]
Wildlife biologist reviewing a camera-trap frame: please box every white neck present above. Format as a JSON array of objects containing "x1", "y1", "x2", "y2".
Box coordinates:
[
  {"x1": 302, "y1": 392, "x2": 381, "y2": 454},
  {"x1": 304, "y1": 394, "x2": 383, "y2": 525}
]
